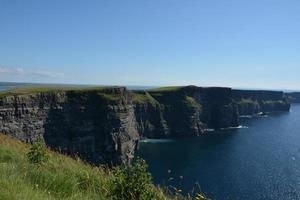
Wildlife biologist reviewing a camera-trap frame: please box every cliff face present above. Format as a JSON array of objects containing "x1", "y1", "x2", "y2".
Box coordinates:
[
  {"x1": 0, "y1": 88, "x2": 139, "y2": 165},
  {"x1": 232, "y1": 90, "x2": 290, "y2": 115},
  {"x1": 0, "y1": 86, "x2": 290, "y2": 165},
  {"x1": 287, "y1": 92, "x2": 300, "y2": 103},
  {"x1": 133, "y1": 86, "x2": 239, "y2": 138}
]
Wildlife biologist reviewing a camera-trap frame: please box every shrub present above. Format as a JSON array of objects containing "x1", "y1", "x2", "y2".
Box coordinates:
[
  {"x1": 110, "y1": 158, "x2": 158, "y2": 200},
  {"x1": 27, "y1": 138, "x2": 49, "y2": 165}
]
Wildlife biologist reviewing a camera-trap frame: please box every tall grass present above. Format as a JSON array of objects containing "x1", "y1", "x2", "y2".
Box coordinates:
[
  {"x1": 0, "y1": 135, "x2": 168, "y2": 200},
  {"x1": 0, "y1": 134, "x2": 211, "y2": 200}
]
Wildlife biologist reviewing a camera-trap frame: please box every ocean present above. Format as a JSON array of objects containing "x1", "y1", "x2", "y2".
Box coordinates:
[{"x1": 137, "y1": 104, "x2": 300, "y2": 200}]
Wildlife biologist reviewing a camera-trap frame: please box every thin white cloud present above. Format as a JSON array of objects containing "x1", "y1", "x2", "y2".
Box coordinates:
[{"x1": 0, "y1": 66, "x2": 64, "y2": 78}]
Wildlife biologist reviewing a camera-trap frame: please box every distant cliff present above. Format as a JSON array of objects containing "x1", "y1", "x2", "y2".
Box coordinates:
[
  {"x1": 133, "y1": 86, "x2": 238, "y2": 138},
  {"x1": 0, "y1": 86, "x2": 291, "y2": 165},
  {"x1": 286, "y1": 92, "x2": 300, "y2": 103},
  {"x1": 232, "y1": 90, "x2": 290, "y2": 116}
]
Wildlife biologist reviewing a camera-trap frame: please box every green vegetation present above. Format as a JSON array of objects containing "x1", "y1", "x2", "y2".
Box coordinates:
[
  {"x1": 97, "y1": 93, "x2": 121, "y2": 102},
  {"x1": 184, "y1": 96, "x2": 201, "y2": 110},
  {"x1": 132, "y1": 92, "x2": 160, "y2": 106},
  {"x1": 238, "y1": 98, "x2": 257, "y2": 104},
  {"x1": 237, "y1": 98, "x2": 286, "y2": 106},
  {"x1": 262, "y1": 100, "x2": 284, "y2": 104},
  {"x1": 0, "y1": 134, "x2": 166, "y2": 200},
  {"x1": 110, "y1": 158, "x2": 158, "y2": 200},
  {"x1": 27, "y1": 138, "x2": 49, "y2": 165},
  {"x1": 0, "y1": 86, "x2": 112, "y2": 97},
  {"x1": 0, "y1": 86, "x2": 126, "y2": 102},
  {"x1": 145, "y1": 87, "x2": 183, "y2": 100},
  {"x1": 237, "y1": 98, "x2": 285, "y2": 105},
  {"x1": 134, "y1": 88, "x2": 203, "y2": 113},
  {"x1": 147, "y1": 86, "x2": 183, "y2": 92},
  {"x1": 0, "y1": 134, "x2": 210, "y2": 200}
]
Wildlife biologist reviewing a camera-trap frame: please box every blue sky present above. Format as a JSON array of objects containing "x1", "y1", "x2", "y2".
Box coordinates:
[{"x1": 0, "y1": 0, "x2": 300, "y2": 89}]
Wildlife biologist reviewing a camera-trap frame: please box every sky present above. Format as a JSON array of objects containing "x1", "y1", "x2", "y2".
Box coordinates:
[{"x1": 0, "y1": 0, "x2": 300, "y2": 90}]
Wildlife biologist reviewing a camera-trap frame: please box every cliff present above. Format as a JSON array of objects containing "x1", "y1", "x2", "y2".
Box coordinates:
[
  {"x1": 232, "y1": 90, "x2": 291, "y2": 116},
  {"x1": 0, "y1": 86, "x2": 290, "y2": 165},
  {"x1": 0, "y1": 86, "x2": 239, "y2": 165},
  {"x1": 133, "y1": 86, "x2": 239, "y2": 138},
  {"x1": 0, "y1": 87, "x2": 139, "y2": 165},
  {"x1": 286, "y1": 92, "x2": 300, "y2": 103}
]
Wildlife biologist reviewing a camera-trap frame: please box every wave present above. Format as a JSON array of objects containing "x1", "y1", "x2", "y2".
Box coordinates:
[
  {"x1": 240, "y1": 114, "x2": 268, "y2": 118},
  {"x1": 239, "y1": 115, "x2": 253, "y2": 118},
  {"x1": 139, "y1": 139, "x2": 175, "y2": 143},
  {"x1": 203, "y1": 125, "x2": 248, "y2": 132},
  {"x1": 220, "y1": 125, "x2": 249, "y2": 130},
  {"x1": 203, "y1": 128, "x2": 215, "y2": 132}
]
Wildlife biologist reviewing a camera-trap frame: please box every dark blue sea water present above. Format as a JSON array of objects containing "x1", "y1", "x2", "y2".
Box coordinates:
[{"x1": 137, "y1": 104, "x2": 300, "y2": 200}]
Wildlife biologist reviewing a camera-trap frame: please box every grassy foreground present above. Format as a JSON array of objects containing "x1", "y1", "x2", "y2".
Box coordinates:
[{"x1": 0, "y1": 134, "x2": 209, "y2": 200}]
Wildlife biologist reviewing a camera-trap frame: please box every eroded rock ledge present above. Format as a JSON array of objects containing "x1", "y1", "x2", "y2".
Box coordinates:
[{"x1": 0, "y1": 86, "x2": 290, "y2": 165}]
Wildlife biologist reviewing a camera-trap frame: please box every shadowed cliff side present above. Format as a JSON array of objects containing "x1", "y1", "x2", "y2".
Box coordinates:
[{"x1": 133, "y1": 86, "x2": 239, "y2": 138}]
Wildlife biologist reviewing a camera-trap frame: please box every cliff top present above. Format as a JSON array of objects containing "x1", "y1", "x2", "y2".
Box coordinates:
[
  {"x1": 0, "y1": 86, "x2": 125, "y2": 97},
  {"x1": 147, "y1": 86, "x2": 184, "y2": 92},
  {"x1": 147, "y1": 85, "x2": 231, "y2": 93}
]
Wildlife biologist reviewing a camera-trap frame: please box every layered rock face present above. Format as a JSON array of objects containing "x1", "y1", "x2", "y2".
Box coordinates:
[
  {"x1": 0, "y1": 88, "x2": 139, "y2": 165},
  {"x1": 0, "y1": 86, "x2": 290, "y2": 165},
  {"x1": 133, "y1": 86, "x2": 239, "y2": 138},
  {"x1": 232, "y1": 90, "x2": 290, "y2": 116}
]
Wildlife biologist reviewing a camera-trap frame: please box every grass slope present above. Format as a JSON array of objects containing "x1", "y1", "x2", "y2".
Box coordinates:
[
  {"x1": 0, "y1": 134, "x2": 211, "y2": 200},
  {"x1": 0, "y1": 134, "x2": 171, "y2": 200},
  {"x1": 132, "y1": 91, "x2": 160, "y2": 106}
]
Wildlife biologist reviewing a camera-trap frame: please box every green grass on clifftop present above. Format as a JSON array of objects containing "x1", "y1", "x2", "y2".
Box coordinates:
[
  {"x1": 0, "y1": 86, "x2": 114, "y2": 97},
  {"x1": 184, "y1": 96, "x2": 202, "y2": 110},
  {"x1": 132, "y1": 92, "x2": 160, "y2": 106},
  {"x1": 237, "y1": 98, "x2": 258, "y2": 104},
  {"x1": 147, "y1": 86, "x2": 183, "y2": 92}
]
